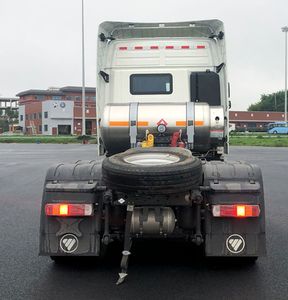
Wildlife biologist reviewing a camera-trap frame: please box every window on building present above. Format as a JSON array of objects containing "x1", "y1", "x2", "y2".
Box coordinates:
[
  {"x1": 38, "y1": 112, "x2": 42, "y2": 119},
  {"x1": 44, "y1": 111, "x2": 48, "y2": 118},
  {"x1": 25, "y1": 114, "x2": 28, "y2": 120},
  {"x1": 52, "y1": 95, "x2": 62, "y2": 100},
  {"x1": 76, "y1": 96, "x2": 81, "y2": 101},
  {"x1": 20, "y1": 115, "x2": 23, "y2": 121},
  {"x1": 92, "y1": 96, "x2": 96, "y2": 102},
  {"x1": 35, "y1": 95, "x2": 45, "y2": 100},
  {"x1": 66, "y1": 96, "x2": 72, "y2": 100},
  {"x1": 44, "y1": 125, "x2": 48, "y2": 131},
  {"x1": 33, "y1": 113, "x2": 37, "y2": 119},
  {"x1": 39, "y1": 125, "x2": 42, "y2": 132}
]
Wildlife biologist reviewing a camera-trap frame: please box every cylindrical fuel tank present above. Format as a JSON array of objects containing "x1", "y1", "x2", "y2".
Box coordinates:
[
  {"x1": 131, "y1": 207, "x2": 176, "y2": 235},
  {"x1": 100, "y1": 102, "x2": 224, "y2": 154}
]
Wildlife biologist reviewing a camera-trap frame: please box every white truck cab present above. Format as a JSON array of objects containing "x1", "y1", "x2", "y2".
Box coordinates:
[{"x1": 97, "y1": 20, "x2": 229, "y2": 157}]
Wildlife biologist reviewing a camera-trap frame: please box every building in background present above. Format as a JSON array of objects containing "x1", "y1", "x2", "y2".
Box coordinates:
[
  {"x1": 17, "y1": 86, "x2": 96, "y2": 135},
  {"x1": 0, "y1": 97, "x2": 19, "y2": 133},
  {"x1": 229, "y1": 111, "x2": 286, "y2": 130},
  {"x1": 15, "y1": 87, "x2": 287, "y2": 135},
  {"x1": 0, "y1": 97, "x2": 19, "y2": 116}
]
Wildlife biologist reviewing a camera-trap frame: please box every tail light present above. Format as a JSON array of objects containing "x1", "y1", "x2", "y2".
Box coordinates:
[
  {"x1": 45, "y1": 203, "x2": 93, "y2": 217},
  {"x1": 212, "y1": 204, "x2": 260, "y2": 218}
]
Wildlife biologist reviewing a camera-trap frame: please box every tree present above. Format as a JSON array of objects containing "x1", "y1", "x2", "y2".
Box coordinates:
[
  {"x1": 5, "y1": 107, "x2": 18, "y2": 123},
  {"x1": 0, "y1": 119, "x2": 9, "y2": 132},
  {"x1": 248, "y1": 91, "x2": 285, "y2": 111}
]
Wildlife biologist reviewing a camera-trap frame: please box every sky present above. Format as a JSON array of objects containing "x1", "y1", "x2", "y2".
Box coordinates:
[{"x1": 0, "y1": 0, "x2": 287, "y2": 110}]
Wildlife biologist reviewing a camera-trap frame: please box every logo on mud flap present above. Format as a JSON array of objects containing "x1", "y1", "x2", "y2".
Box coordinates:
[
  {"x1": 226, "y1": 234, "x2": 245, "y2": 254},
  {"x1": 60, "y1": 234, "x2": 79, "y2": 253}
]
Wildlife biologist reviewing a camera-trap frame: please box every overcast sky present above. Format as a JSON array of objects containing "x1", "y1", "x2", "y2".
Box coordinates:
[{"x1": 0, "y1": 0, "x2": 287, "y2": 110}]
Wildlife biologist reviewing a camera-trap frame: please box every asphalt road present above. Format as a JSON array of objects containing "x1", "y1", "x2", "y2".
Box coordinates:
[{"x1": 0, "y1": 144, "x2": 288, "y2": 300}]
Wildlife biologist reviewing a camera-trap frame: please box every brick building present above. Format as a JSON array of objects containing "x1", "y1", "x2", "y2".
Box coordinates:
[
  {"x1": 229, "y1": 111, "x2": 286, "y2": 130},
  {"x1": 17, "y1": 86, "x2": 96, "y2": 135}
]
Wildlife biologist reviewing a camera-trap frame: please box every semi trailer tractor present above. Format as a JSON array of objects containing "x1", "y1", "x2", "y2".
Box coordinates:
[{"x1": 39, "y1": 20, "x2": 266, "y2": 284}]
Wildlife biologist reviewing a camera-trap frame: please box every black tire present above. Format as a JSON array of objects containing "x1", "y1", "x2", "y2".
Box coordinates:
[
  {"x1": 102, "y1": 147, "x2": 202, "y2": 194},
  {"x1": 273, "y1": 130, "x2": 278, "y2": 134}
]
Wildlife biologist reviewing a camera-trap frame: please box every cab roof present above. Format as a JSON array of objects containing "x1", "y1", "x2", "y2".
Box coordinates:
[{"x1": 98, "y1": 20, "x2": 224, "y2": 40}]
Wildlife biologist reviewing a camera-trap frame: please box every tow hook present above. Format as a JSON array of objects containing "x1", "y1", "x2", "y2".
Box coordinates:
[{"x1": 116, "y1": 204, "x2": 134, "y2": 285}]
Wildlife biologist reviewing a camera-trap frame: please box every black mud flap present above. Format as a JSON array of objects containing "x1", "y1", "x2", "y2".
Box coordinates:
[
  {"x1": 39, "y1": 161, "x2": 105, "y2": 256},
  {"x1": 203, "y1": 161, "x2": 266, "y2": 257}
]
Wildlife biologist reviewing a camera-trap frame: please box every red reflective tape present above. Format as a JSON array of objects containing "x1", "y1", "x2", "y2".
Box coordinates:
[
  {"x1": 181, "y1": 45, "x2": 190, "y2": 49},
  {"x1": 150, "y1": 46, "x2": 159, "y2": 49},
  {"x1": 134, "y1": 46, "x2": 143, "y2": 50},
  {"x1": 119, "y1": 47, "x2": 128, "y2": 50},
  {"x1": 197, "y1": 45, "x2": 205, "y2": 49},
  {"x1": 166, "y1": 45, "x2": 174, "y2": 49}
]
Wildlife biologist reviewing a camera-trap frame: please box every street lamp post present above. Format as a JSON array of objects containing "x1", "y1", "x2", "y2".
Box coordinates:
[
  {"x1": 282, "y1": 26, "x2": 288, "y2": 123},
  {"x1": 81, "y1": 0, "x2": 86, "y2": 136}
]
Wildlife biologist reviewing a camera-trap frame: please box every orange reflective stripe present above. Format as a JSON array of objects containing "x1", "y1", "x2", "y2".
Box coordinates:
[
  {"x1": 109, "y1": 121, "x2": 149, "y2": 127},
  {"x1": 137, "y1": 121, "x2": 149, "y2": 127},
  {"x1": 195, "y1": 120, "x2": 204, "y2": 126},
  {"x1": 176, "y1": 121, "x2": 187, "y2": 126},
  {"x1": 176, "y1": 121, "x2": 204, "y2": 126},
  {"x1": 109, "y1": 121, "x2": 129, "y2": 127}
]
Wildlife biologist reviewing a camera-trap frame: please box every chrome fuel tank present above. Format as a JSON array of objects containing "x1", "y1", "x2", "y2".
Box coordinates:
[{"x1": 100, "y1": 102, "x2": 224, "y2": 154}]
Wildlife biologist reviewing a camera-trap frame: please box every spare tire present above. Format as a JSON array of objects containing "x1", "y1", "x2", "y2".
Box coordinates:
[{"x1": 102, "y1": 147, "x2": 202, "y2": 195}]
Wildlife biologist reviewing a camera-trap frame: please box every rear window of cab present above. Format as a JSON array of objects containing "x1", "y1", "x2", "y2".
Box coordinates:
[{"x1": 130, "y1": 74, "x2": 173, "y2": 95}]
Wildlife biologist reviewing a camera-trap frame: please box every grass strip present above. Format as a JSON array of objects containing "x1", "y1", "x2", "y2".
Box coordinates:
[
  {"x1": 229, "y1": 135, "x2": 288, "y2": 147},
  {"x1": 0, "y1": 135, "x2": 97, "y2": 144}
]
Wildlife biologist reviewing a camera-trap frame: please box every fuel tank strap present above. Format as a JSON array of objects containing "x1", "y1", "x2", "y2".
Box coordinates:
[
  {"x1": 129, "y1": 102, "x2": 138, "y2": 147},
  {"x1": 186, "y1": 102, "x2": 195, "y2": 149}
]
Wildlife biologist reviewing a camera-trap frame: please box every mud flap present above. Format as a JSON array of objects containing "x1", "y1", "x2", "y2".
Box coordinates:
[
  {"x1": 203, "y1": 160, "x2": 266, "y2": 257},
  {"x1": 39, "y1": 161, "x2": 105, "y2": 256}
]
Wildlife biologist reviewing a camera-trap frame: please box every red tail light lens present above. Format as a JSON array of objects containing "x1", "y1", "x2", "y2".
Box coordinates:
[
  {"x1": 45, "y1": 203, "x2": 93, "y2": 217},
  {"x1": 212, "y1": 204, "x2": 260, "y2": 218}
]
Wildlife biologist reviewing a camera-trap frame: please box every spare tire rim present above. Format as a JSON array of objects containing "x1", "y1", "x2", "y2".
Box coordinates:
[{"x1": 123, "y1": 152, "x2": 180, "y2": 166}]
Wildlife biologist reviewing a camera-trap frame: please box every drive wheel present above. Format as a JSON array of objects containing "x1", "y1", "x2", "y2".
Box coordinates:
[{"x1": 102, "y1": 147, "x2": 202, "y2": 194}]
